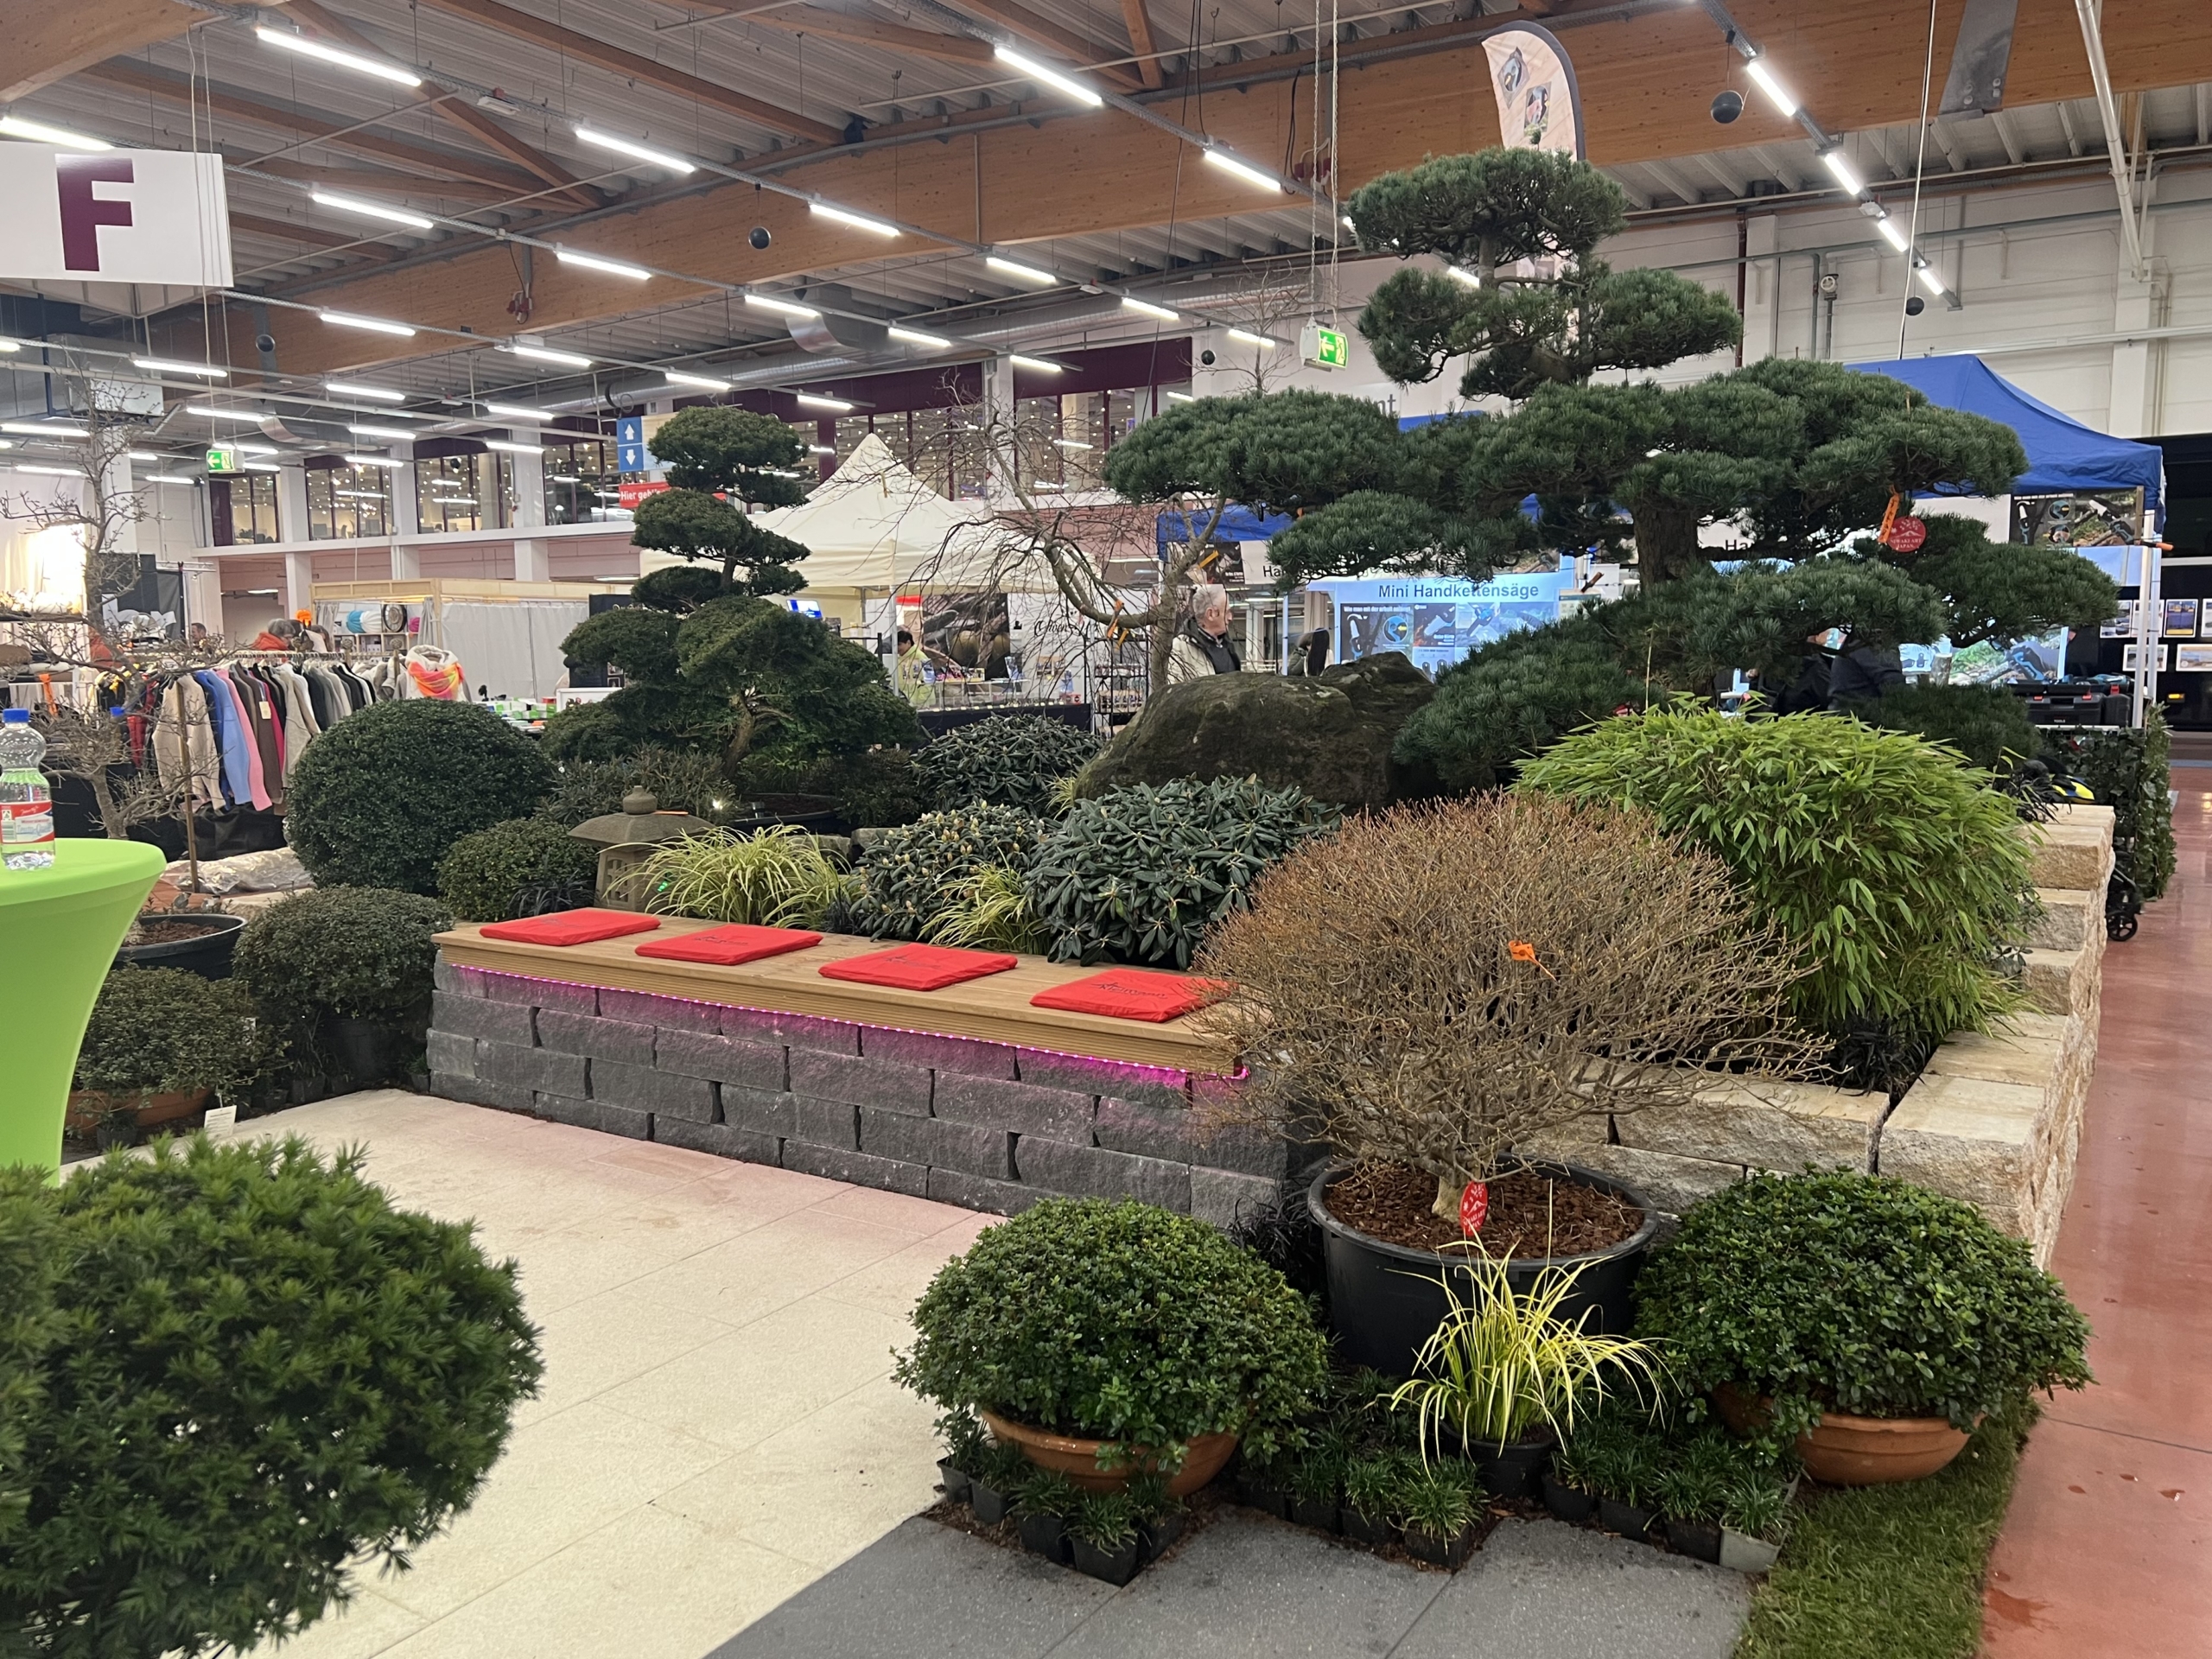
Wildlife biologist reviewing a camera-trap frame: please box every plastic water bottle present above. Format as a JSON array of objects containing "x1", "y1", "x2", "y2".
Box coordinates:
[{"x1": 0, "y1": 709, "x2": 56, "y2": 870}]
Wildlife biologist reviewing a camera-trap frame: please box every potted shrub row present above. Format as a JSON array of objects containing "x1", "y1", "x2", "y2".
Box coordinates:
[
  {"x1": 936, "y1": 1421, "x2": 1186, "y2": 1586},
  {"x1": 1545, "y1": 1409, "x2": 1796, "y2": 1573},
  {"x1": 69, "y1": 966, "x2": 276, "y2": 1148}
]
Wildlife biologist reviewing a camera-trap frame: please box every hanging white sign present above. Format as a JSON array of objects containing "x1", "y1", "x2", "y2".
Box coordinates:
[{"x1": 0, "y1": 143, "x2": 232, "y2": 287}]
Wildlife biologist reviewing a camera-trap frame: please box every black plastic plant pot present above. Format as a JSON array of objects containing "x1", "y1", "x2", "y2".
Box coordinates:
[
  {"x1": 324, "y1": 1015, "x2": 397, "y2": 1084},
  {"x1": 1542, "y1": 1476, "x2": 1597, "y2": 1525},
  {"x1": 1341, "y1": 1507, "x2": 1397, "y2": 1549},
  {"x1": 1016, "y1": 1512, "x2": 1070, "y2": 1564},
  {"x1": 1139, "y1": 1512, "x2": 1185, "y2": 1565},
  {"x1": 1665, "y1": 1516, "x2": 1723, "y2": 1564},
  {"x1": 1471, "y1": 1429, "x2": 1554, "y2": 1500},
  {"x1": 1598, "y1": 1497, "x2": 1661, "y2": 1543},
  {"x1": 969, "y1": 1479, "x2": 1013, "y2": 1527},
  {"x1": 115, "y1": 912, "x2": 245, "y2": 981},
  {"x1": 1289, "y1": 1495, "x2": 1342, "y2": 1534},
  {"x1": 938, "y1": 1459, "x2": 971, "y2": 1503},
  {"x1": 1307, "y1": 1162, "x2": 1662, "y2": 1379},
  {"x1": 1403, "y1": 1522, "x2": 1477, "y2": 1569},
  {"x1": 1231, "y1": 1471, "x2": 1291, "y2": 1519},
  {"x1": 1070, "y1": 1535, "x2": 1141, "y2": 1586}
]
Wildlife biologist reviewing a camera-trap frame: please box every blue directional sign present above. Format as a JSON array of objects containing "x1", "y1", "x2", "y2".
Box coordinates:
[{"x1": 616, "y1": 415, "x2": 656, "y2": 475}]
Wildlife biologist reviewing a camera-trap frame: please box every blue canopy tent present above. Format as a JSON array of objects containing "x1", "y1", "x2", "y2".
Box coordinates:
[
  {"x1": 1847, "y1": 353, "x2": 2164, "y2": 528},
  {"x1": 1154, "y1": 505, "x2": 1293, "y2": 554}
]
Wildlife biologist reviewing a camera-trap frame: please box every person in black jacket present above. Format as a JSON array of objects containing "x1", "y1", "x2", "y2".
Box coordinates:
[{"x1": 1827, "y1": 633, "x2": 1905, "y2": 709}]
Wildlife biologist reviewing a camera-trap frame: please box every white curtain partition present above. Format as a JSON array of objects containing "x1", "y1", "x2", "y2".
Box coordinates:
[{"x1": 437, "y1": 599, "x2": 589, "y2": 700}]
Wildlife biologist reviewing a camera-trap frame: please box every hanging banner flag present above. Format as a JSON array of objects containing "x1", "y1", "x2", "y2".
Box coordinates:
[
  {"x1": 0, "y1": 143, "x2": 232, "y2": 289},
  {"x1": 1939, "y1": 0, "x2": 2018, "y2": 116},
  {"x1": 1481, "y1": 23, "x2": 1585, "y2": 161}
]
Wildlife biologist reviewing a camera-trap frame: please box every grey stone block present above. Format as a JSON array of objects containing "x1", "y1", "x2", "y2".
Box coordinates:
[
  {"x1": 431, "y1": 1071, "x2": 533, "y2": 1114},
  {"x1": 535, "y1": 1008, "x2": 656, "y2": 1065},
  {"x1": 779, "y1": 1141, "x2": 929, "y2": 1197},
  {"x1": 431, "y1": 991, "x2": 535, "y2": 1045},
  {"x1": 534, "y1": 1091, "x2": 652, "y2": 1141},
  {"x1": 860, "y1": 1027, "x2": 1018, "y2": 1079},
  {"x1": 598, "y1": 987, "x2": 723, "y2": 1032},
  {"x1": 791, "y1": 1095, "x2": 859, "y2": 1150},
  {"x1": 788, "y1": 1047, "x2": 931, "y2": 1114},
  {"x1": 473, "y1": 1040, "x2": 588, "y2": 1097},
  {"x1": 656, "y1": 1027, "x2": 785, "y2": 1090},
  {"x1": 1190, "y1": 1166, "x2": 1286, "y2": 1230},
  {"x1": 1095, "y1": 1096, "x2": 1291, "y2": 1179},
  {"x1": 590, "y1": 1058, "x2": 716, "y2": 1123},
  {"x1": 721, "y1": 1006, "x2": 860, "y2": 1055},
  {"x1": 1014, "y1": 1136, "x2": 1192, "y2": 1211},
  {"x1": 432, "y1": 956, "x2": 481, "y2": 996},
  {"x1": 425, "y1": 1029, "x2": 476, "y2": 1078},
  {"x1": 925, "y1": 1167, "x2": 1042, "y2": 1217},
  {"x1": 931, "y1": 1071, "x2": 1095, "y2": 1141},
  {"x1": 721, "y1": 1085, "x2": 799, "y2": 1139},
  {"x1": 1017, "y1": 1047, "x2": 1192, "y2": 1113},
  {"x1": 653, "y1": 1116, "x2": 782, "y2": 1166},
  {"x1": 483, "y1": 973, "x2": 597, "y2": 1016},
  {"x1": 861, "y1": 1107, "x2": 1013, "y2": 1179}
]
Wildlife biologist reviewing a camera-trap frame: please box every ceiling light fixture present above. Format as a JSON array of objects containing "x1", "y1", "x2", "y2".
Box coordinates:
[
  {"x1": 327, "y1": 378, "x2": 405, "y2": 402},
  {"x1": 17, "y1": 464, "x2": 86, "y2": 477},
  {"x1": 986, "y1": 256, "x2": 1058, "y2": 286},
  {"x1": 810, "y1": 201, "x2": 899, "y2": 237},
  {"x1": 1914, "y1": 260, "x2": 1947, "y2": 296},
  {"x1": 1122, "y1": 296, "x2": 1179, "y2": 322},
  {"x1": 343, "y1": 454, "x2": 404, "y2": 467},
  {"x1": 1742, "y1": 57, "x2": 1799, "y2": 118},
  {"x1": 482, "y1": 438, "x2": 543, "y2": 454},
  {"x1": 992, "y1": 45, "x2": 1103, "y2": 108},
  {"x1": 309, "y1": 190, "x2": 435, "y2": 233},
  {"x1": 1202, "y1": 146, "x2": 1287, "y2": 193},
  {"x1": 556, "y1": 247, "x2": 652, "y2": 281},
  {"x1": 664, "y1": 370, "x2": 730, "y2": 391},
  {"x1": 1445, "y1": 264, "x2": 1483, "y2": 287},
  {"x1": 234, "y1": 442, "x2": 278, "y2": 456},
  {"x1": 1820, "y1": 149, "x2": 1865, "y2": 195},
  {"x1": 1874, "y1": 215, "x2": 1910, "y2": 253},
  {"x1": 240, "y1": 461, "x2": 281, "y2": 473},
  {"x1": 887, "y1": 326, "x2": 952, "y2": 349},
  {"x1": 131, "y1": 356, "x2": 227, "y2": 378},
  {"x1": 1052, "y1": 437, "x2": 1094, "y2": 450},
  {"x1": 347, "y1": 423, "x2": 416, "y2": 439},
  {"x1": 483, "y1": 400, "x2": 554, "y2": 421},
  {"x1": 0, "y1": 114, "x2": 111, "y2": 149},
  {"x1": 573, "y1": 125, "x2": 696, "y2": 175},
  {"x1": 504, "y1": 343, "x2": 593, "y2": 367},
  {"x1": 793, "y1": 392, "x2": 853, "y2": 411},
  {"x1": 744, "y1": 293, "x2": 820, "y2": 320},
  {"x1": 2, "y1": 420, "x2": 89, "y2": 437},
  {"x1": 1226, "y1": 328, "x2": 1281, "y2": 348},
  {"x1": 1164, "y1": 391, "x2": 1195, "y2": 403},
  {"x1": 808, "y1": 445, "x2": 836, "y2": 455},
  {"x1": 0, "y1": 339, "x2": 18, "y2": 352},
  {"x1": 1009, "y1": 354, "x2": 1064, "y2": 372},
  {"x1": 127, "y1": 450, "x2": 162, "y2": 461},
  {"x1": 149, "y1": 474, "x2": 197, "y2": 485},
  {"x1": 321, "y1": 309, "x2": 417, "y2": 337},
  {"x1": 255, "y1": 25, "x2": 422, "y2": 86}
]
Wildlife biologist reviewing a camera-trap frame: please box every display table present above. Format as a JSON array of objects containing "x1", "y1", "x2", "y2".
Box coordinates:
[{"x1": 0, "y1": 839, "x2": 164, "y2": 1174}]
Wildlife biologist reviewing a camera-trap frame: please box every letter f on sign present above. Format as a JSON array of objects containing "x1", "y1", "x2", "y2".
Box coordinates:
[{"x1": 57, "y1": 155, "x2": 135, "y2": 271}]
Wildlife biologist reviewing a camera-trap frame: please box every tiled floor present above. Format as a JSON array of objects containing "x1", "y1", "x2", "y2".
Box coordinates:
[
  {"x1": 1983, "y1": 773, "x2": 2212, "y2": 1656},
  {"x1": 240, "y1": 1091, "x2": 995, "y2": 1659}
]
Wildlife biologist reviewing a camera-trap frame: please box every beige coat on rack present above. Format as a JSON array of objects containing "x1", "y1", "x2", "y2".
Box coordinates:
[{"x1": 150, "y1": 675, "x2": 221, "y2": 802}]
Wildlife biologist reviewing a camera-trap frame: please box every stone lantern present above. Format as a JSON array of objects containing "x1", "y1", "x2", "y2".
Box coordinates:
[{"x1": 569, "y1": 789, "x2": 715, "y2": 910}]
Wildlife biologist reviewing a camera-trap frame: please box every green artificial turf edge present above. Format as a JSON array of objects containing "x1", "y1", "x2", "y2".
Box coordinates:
[{"x1": 1733, "y1": 1394, "x2": 2038, "y2": 1659}]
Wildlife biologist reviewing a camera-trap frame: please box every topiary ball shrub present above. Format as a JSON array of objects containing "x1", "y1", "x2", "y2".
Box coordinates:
[
  {"x1": 915, "y1": 715, "x2": 1101, "y2": 815},
  {"x1": 438, "y1": 818, "x2": 601, "y2": 922},
  {"x1": 893, "y1": 1198, "x2": 1327, "y2": 1465},
  {"x1": 73, "y1": 967, "x2": 276, "y2": 1109},
  {"x1": 1634, "y1": 1172, "x2": 2090, "y2": 1450},
  {"x1": 287, "y1": 702, "x2": 555, "y2": 893},
  {"x1": 1852, "y1": 682, "x2": 2037, "y2": 775},
  {"x1": 1518, "y1": 706, "x2": 2031, "y2": 1050},
  {"x1": 845, "y1": 805, "x2": 1044, "y2": 941},
  {"x1": 0, "y1": 1136, "x2": 540, "y2": 1658},
  {"x1": 235, "y1": 887, "x2": 453, "y2": 1029},
  {"x1": 1028, "y1": 778, "x2": 1337, "y2": 968}
]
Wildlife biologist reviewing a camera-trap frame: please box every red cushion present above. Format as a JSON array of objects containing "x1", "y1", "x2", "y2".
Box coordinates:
[
  {"x1": 479, "y1": 908, "x2": 663, "y2": 946},
  {"x1": 635, "y1": 925, "x2": 823, "y2": 965},
  {"x1": 817, "y1": 944, "x2": 1020, "y2": 991},
  {"x1": 1029, "y1": 969, "x2": 1230, "y2": 1023}
]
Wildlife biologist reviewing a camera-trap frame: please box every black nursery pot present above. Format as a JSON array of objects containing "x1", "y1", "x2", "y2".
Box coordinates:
[
  {"x1": 969, "y1": 1479, "x2": 1013, "y2": 1527},
  {"x1": 1403, "y1": 1522, "x2": 1477, "y2": 1569},
  {"x1": 1470, "y1": 1429, "x2": 1555, "y2": 1500},
  {"x1": 937, "y1": 1459, "x2": 971, "y2": 1503},
  {"x1": 1342, "y1": 1507, "x2": 1397, "y2": 1548},
  {"x1": 1308, "y1": 1162, "x2": 1662, "y2": 1379},
  {"x1": 114, "y1": 912, "x2": 245, "y2": 980},
  {"x1": 1016, "y1": 1511, "x2": 1070, "y2": 1564},
  {"x1": 1598, "y1": 1496, "x2": 1661, "y2": 1543},
  {"x1": 1139, "y1": 1511, "x2": 1185, "y2": 1565},
  {"x1": 1071, "y1": 1535, "x2": 1141, "y2": 1586},
  {"x1": 1231, "y1": 1468, "x2": 1291, "y2": 1520},
  {"x1": 1542, "y1": 1475, "x2": 1597, "y2": 1525},
  {"x1": 1665, "y1": 1516, "x2": 1724, "y2": 1564},
  {"x1": 1289, "y1": 1494, "x2": 1342, "y2": 1534}
]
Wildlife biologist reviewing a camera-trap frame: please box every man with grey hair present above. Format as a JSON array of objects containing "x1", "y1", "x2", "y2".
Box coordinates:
[{"x1": 1165, "y1": 583, "x2": 1241, "y2": 685}]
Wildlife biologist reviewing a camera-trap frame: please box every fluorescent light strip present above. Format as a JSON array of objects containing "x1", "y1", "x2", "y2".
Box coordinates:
[
  {"x1": 0, "y1": 339, "x2": 18, "y2": 352},
  {"x1": 1915, "y1": 262, "x2": 1947, "y2": 296},
  {"x1": 810, "y1": 202, "x2": 899, "y2": 238},
  {"x1": 664, "y1": 370, "x2": 730, "y2": 391},
  {"x1": 574, "y1": 125, "x2": 696, "y2": 175},
  {"x1": 321, "y1": 310, "x2": 417, "y2": 338},
  {"x1": 1009, "y1": 354, "x2": 1064, "y2": 373},
  {"x1": 794, "y1": 393, "x2": 853, "y2": 412},
  {"x1": 149, "y1": 475, "x2": 197, "y2": 485},
  {"x1": 1052, "y1": 437, "x2": 1094, "y2": 450},
  {"x1": 1875, "y1": 217, "x2": 1910, "y2": 253},
  {"x1": 327, "y1": 379, "x2": 405, "y2": 402},
  {"x1": 0, "y1": 115, "x2": 111, "y2": 150},
  {"x1": 130, "y1": 356, "x2": 226, "y2": 378},
  {"x1": 17, "y1": 465, "x2": 86, "y2": 477},
  {"x1": 235, "y1": 443, "x2": 278, "y2": 456},
  {"x1": 1122, "y1": 296, "x2": 1178, "y2": 322},
  {"x1": 334, "y1": 491, "x2": 387, "y2": 500},
  {"x1": 887, "y1": 326, "x2": 952, "y2": 349},
  {"x1": 483, "y1": 401, "x2": 554, "y2": 421},
  {"x1": 240, "y1": 462, "x2": 281, "y2": 473},
  {"x1": 1445, "y1": 264, "x2": 1482, "y2": 287},
  {"x1": 505, "y1": 343, "x2": 593, "y2": 368},
  {"x1": 551, "y1": 474, "x2": 583, "y2": 483},
  {"x1": 127, "y1": 450, "x2": 162, "y2": 461},
  {"x1": 986, "y1": 256, "x2": 1057, "y2": 286},
  {"x1": 992, "y1": 45, "x2": 1103, "y2": 108},
  {"x1": 310, "y1": 188, "x2": 433, "y2": 231},
  {"x1": 1743, "y1": 57, "x2": 1798, "y2": 118},
  {"x1": 347, "y1": 423, "x2": 417, "y2": 439},
  {"x1": 1202, "y1": 146, "x2": 1287, "y2": 194},
  {"x1": 482, "y1": 439, "x2": 543, "y2": 454},
  {"x1": 2, "y1": 421, "x2": 88, "y2": 437},
  {"x1": 256, "y1": 25, "x2": 422, "y2": 87},
  {"x1": 187, "y1": 406, "x2": 263, "y2": 423},
  {"x1": 1226, "y1": 328, "x2": 1280, "y2": 349},
  {"x1": 557, "y1": 248, "x2": 652, "y2": 281},
  {"x1": 1165, "y1": 391, "x2": 1195, "y2": 403},
  {"x1": 745, "y1": 294, "x2": 820, "y2": 320},
  {"x1": 807, "y1": 445, "x2": 836, "y2": 455},
  {"x1": 1821, "y1": 149, "x2": 1864, "y2": 195},
  {"x1": 344, "y1": 454, "x2": 404, "y2": 467}
]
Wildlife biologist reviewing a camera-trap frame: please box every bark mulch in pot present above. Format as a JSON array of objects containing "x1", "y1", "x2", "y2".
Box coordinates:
[{"x1": 1324, "y1": 1162, "x2": 1643, "y2": 1256}]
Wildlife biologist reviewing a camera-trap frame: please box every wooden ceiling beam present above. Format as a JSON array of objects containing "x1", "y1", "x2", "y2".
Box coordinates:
[
  {"x1": 239, "y1": 158, "x2": 522, "y2": 207},
  {"x1": 407, "y1": 0, "x2": 846, "y2": 147},
  {"x1": 747, "y1": 8, "x2": 995, "y2": 67},
  {"x1": 1119, "y1": 0, "x2": 1165, "y2": 90},
  {"x1": 1, "y1": 0, "x2": 209, "y2": 103}
]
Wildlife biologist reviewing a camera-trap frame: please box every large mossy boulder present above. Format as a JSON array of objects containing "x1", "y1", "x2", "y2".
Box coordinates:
[{"x1": 1077, "y1": 652, "x2": 1435, "y2": 810}]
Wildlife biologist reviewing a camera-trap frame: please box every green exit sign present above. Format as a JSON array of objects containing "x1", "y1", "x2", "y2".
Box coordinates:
[
  {"x1": 1301, "y1": 323, "x2": 1349, "y2": 370},
  {"x1": 207, "y1": 445, "x2": 238, "y2": 474}
]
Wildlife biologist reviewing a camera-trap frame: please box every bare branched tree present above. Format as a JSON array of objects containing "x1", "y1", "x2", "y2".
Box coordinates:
[{"x1": 0, "y1": 363, "x2": 156, "y2": 607}]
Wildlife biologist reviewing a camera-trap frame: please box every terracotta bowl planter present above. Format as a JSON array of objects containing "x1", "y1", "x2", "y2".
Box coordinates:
[
  {"x1": 1715, "y1": 1385, "x2": 1971, "y2": 1485},
  {"x1": 978, "y1": 1408, "x2": 1238, "y2": 1497},
  {"x1": 66, "y1": 1088, "x2": 210, "y2": 1137}
]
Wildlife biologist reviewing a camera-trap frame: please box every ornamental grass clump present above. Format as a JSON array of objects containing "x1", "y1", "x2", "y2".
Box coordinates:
[
  {"x1": 894, "y1": 1199, "x2": 1328, "y2": 1470},
  {"x1": 1196, "y1": 794, "x2": 1813, "y2": 1214},
  {"x1": 1633, "y1": 1172, "x2": 2091, "y2": 1452},
  {"x1": 625, "y1": 825, "x2": 844, "y2": 927}
]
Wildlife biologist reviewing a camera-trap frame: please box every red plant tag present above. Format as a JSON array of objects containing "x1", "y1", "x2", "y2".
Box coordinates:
[
  {"x1": 1459, "y1": 1180, "x2": 1489, "y2": 1237},
  {"x1": 1887, "y1": 514, "x2": 1928, "y2": 552}
]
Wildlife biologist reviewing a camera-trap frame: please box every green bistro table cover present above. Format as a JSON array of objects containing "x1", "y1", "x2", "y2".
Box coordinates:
[{"x1": 0, "y1": 838, "x2": 164, "y2": 1174}]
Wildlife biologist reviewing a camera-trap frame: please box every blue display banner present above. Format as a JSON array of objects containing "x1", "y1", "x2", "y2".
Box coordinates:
[{"x1": 1317, "y1": 572, "x2": 1571, "y2": 677}]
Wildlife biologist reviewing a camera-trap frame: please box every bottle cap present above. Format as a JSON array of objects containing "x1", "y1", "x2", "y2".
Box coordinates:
[{"x1": 1, "y1": 709, "x2": 28, "y2": 724}]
